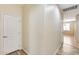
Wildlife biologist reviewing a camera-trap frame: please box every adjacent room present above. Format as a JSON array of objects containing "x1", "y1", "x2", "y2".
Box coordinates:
[{"x1": 57, "y1": 4, "x2": 79, "y2": 55}]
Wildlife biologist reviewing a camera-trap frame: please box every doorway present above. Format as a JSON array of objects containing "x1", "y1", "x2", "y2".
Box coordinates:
[
  {"x1": 63, "y1": 18, "x2": 76, "y2": 46},
  {"x1": 57, "y1": 18, "x2": 79, "y2": 55}
]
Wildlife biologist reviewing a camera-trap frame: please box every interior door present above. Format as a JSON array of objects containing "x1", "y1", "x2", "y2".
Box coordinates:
[
  {"x1": 0, "y1": 13, "x2": 4, "y2": 54},
  {"x1": 3, "y1": 14, "x2": 21, "y2": 54}
]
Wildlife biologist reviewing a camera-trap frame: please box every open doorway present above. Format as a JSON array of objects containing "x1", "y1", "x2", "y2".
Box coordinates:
[
  {"x1": 57, "y1": 17, "x2": 79, "y2": 55},
  {"x1": 57, "y1": 4, "x2": 79, "y2": 55},
  {"x1": 63, "y1": 18, "x2": 76, "y2": 46}
]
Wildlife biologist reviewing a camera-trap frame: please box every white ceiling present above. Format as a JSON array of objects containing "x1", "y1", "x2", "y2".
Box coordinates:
[
  {"x1": 58, "y1": 4, "x2": 79, "y2": 19},
  {"x1": 58, "y1": 4, "x2": 76, "y2": 9}
]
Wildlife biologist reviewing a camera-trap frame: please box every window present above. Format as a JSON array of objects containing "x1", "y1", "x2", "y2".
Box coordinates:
[{"x1": 63, "y1": 23, "x2": 70, "y2": 31}]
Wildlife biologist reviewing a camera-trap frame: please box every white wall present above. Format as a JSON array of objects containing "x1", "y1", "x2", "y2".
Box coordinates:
[
  {"x1": 76, "y1": 15, "x2": 79, "y2": 42},
  {"x1": 40, "y1": 5, "x2": 63, "y2": 54},
  {"x1": 22, "y1": 5, "x2": 63, "y2": 55}
]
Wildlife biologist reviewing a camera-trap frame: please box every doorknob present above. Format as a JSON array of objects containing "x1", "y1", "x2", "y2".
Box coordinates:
[{"x1": 3, "y1": 36, "x2": 8, "y2": 38}]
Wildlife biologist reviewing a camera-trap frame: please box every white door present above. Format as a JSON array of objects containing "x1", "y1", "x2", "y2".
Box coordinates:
[
  {"x1": 3, "y1": 14, "x2": 21, "y2": 54},
  {"x1": 0, "y1": 13, "x2": 4, "y2": 54}
]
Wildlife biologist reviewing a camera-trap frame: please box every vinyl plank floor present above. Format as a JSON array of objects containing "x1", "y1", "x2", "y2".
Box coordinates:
[
  {"x1": 57, "y1": 35, "x2": 79, "y2": 55},
  {"x1": 7, "y1": 50, "x2": 27, "y2": 55}
]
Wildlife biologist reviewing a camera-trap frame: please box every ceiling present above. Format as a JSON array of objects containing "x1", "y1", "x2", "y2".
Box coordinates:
[
  {"x1": 58, "y1": 4, "x2": 77, "y2": 9},
  {"x1": 58, "y1": 4, "x2": 79, "y2": 19}
]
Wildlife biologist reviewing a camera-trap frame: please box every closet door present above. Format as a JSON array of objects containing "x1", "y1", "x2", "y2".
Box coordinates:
[{"x1": 3, "y1": 14, "x2": 21, "y2": 54}]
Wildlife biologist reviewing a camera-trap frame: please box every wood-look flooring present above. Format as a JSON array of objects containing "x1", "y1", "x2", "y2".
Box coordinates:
[
  {"x1": 7, "y1": 50, "x2": 27, "y2": 55},
  {"x1": 57, "y1": 35, "x2": 79, "y2": 55}
]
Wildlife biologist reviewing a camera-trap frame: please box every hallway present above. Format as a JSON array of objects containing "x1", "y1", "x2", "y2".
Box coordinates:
[{"x1": 57, "y1": 35, "x2": 79, "y2": 55}]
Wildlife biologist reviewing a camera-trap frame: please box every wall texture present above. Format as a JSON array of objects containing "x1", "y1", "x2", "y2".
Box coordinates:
[{"x1": 22, "y1": 5, "x2": 63, "y2": 55}]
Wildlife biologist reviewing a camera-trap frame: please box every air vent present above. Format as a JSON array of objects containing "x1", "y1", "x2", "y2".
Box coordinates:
[{"x1": 63, "y1": 5, "x2": 78, "y2": 11}]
